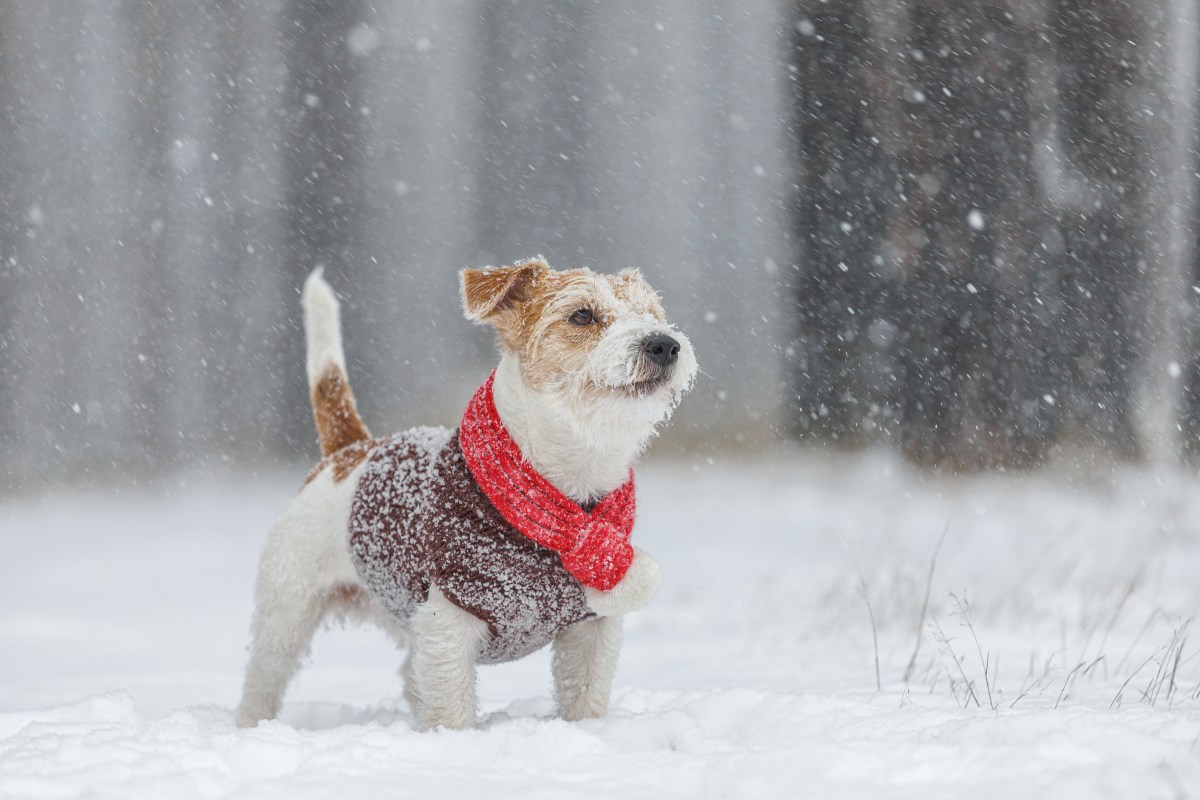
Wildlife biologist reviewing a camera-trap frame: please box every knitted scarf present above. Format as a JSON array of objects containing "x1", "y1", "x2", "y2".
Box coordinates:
[{"x1": 459, "y1": 372, "x2": 636, "y2": 591}]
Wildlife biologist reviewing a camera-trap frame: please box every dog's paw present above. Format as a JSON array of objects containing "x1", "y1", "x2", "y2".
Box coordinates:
[
  {"x1": 584, "y1": 547, "x2": 661, "y2": 616},
  {"x1": 234, "y1": 703, "x2": 269, "y2": 729}
]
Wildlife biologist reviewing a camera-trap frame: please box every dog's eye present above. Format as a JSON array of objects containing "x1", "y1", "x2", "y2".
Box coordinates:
[{"x1": 569, "y1": 308, "x2": 595, "y2": 326}]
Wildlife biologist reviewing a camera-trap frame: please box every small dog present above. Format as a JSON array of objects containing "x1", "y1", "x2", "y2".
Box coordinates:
[{"x1": 235, "y1": 257, "x2": 697, "y2": 730}]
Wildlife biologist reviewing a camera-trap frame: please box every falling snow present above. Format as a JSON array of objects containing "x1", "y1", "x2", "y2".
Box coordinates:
[{"x1": 2, "y1": 4, "x2": 1200, "y2": 799}]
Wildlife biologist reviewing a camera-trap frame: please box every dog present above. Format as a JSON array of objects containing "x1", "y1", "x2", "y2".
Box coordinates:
[{"x1": 235, "y1": 257, "x2": 697, "y2": 730}]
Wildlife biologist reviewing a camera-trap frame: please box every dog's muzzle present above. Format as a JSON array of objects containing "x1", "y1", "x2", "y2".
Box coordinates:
[
  {"x1": 641, "y1": 334, "x2": 680, "y2": 368},
  {"x1": 622, "y1": 334, "x2": 681, "y2": 396}
]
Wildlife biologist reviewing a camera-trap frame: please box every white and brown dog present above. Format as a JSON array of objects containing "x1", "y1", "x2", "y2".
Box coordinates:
[{"x1": 235, "y1": 257, "x2": 697, "y2": 730}]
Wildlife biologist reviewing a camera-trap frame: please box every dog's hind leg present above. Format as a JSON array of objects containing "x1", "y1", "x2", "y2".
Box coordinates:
[
  {"x1": 235, "y1": 567, "x2": 328, "y2": 728},
  {"x1": 552, "y1": 615, "x2": 623, "y2": 721},
  {"x1": 409, "y1": 584, "x2": 489, "y2": 730},
  {"x1": 235, "y1": 466, "x2": 363, "y2": 728}
]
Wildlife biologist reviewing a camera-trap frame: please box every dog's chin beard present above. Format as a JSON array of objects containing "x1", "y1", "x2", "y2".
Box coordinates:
[
  {"x1": 605, "y1": 355, "x2": 677, "y2": 399},
  {"x1": 589, "y1": 371, "x2": 672, "y2": 401},
  {"x1": 618, "y1": 377, "x2": 668, "y2": 399}
]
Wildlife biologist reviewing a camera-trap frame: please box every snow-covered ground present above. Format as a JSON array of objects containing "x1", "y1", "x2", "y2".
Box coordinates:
[{"x1": 3, "y1": 449, "x2": 1200, "y2": 798}]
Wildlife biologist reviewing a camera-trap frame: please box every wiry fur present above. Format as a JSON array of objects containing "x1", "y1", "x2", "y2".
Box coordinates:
[
  {"x1": 302, "y1": 268, "x2": 371, "y2": 458},
  {"x1": 476, "y1": 259, "x2": 697, "y2": 503},
  {"x1": 303, "y1": 267, "x2": 346, "y2": 387},
  {"x1": 236, "y1": 461, "x2": 374, "y2": 728},
  {"x1": 552, "y1": 615, "x2": 624, "y2": 721},
  {"x1": 236, "y1": 261, "x2": 696, "y2": 731},
  {"x1": 410, "y1": 585, "x2": 491, "y2": 730}
]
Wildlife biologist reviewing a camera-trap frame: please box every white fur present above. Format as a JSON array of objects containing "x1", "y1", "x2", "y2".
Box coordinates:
[
  {"x1": 493, "y1": 353, "x2": 651, "y2": 502},
  {"x1": 588, "y1": 316, "x2": 698, "y2": 403},
  {"x1": 493, "y1": 311, "x2": 696, "y2": 504},
  {"x1": 302, "y1": 268, "x2": 346, "y2": 387},
  {"x1": 236, "y1": 461, "x2": 370, "y2": 728},
  {"x1": 583, "y1": 548, "x2": 661, "y2": 617},
  {"x1": 409, "y1": 584, "x2": 490, "y2": 730},
  {"x1": 236, "y1": 460, "x2": 488, "y2": 731},
  {"x1": 552, "y1": 615, "x2": 624, "y2": 721}
]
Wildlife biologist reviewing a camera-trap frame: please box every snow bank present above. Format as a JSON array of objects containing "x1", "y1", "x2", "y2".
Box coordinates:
[{"x1": 3, "y1": 450, "x2": 1200, "y2": 798}]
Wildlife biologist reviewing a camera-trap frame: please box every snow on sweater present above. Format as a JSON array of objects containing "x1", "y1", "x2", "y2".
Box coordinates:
[{"x1": 347, "y1": 427, "x2": 595, "y2": 664}]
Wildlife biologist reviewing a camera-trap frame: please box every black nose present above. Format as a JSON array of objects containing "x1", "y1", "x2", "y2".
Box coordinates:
[{"x1": 642, "y1": 334, "x2": 680, "y2": 367}]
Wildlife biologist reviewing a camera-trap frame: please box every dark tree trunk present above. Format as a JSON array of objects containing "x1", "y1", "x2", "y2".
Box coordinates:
[
  {"x1": 790, "y1": 2, "x2": 900, "y2": 445},
  {"x1": 894, "y1": 2, "x2": 1059, "y2": 469},
  {"x1": 791, "y1": 0, "x2": 1060, "y2": 468},
  {"x1": 1185, "y1": 190, "x2": 1200, "y2": 453},
  {"x1": 1052, "y1": 0, "x2": 1145, "y2": 458}
]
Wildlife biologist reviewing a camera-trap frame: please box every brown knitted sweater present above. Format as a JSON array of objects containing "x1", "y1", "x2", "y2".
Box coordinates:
[{"x1": 347, "y1": 427, "x2": 595, "y2": 664}]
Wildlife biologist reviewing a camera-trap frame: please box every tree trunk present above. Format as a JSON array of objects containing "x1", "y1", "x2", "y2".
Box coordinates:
[
  {"x1": 790, "y1": 2, "x2": 901, "y2": 445},
  {"x1": 1132, "y1": 0, "x2": 1199, "y2": 463}
]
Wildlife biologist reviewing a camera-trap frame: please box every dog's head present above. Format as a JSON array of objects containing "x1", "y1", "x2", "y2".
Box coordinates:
[{"x1": 460, "y1": 257, "x2": 697, "y2": 426}]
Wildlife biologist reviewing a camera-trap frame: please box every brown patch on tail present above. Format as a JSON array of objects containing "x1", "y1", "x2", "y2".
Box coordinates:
[{"x1": 311, "y1": 364, "x2": 371, "y2": 457}]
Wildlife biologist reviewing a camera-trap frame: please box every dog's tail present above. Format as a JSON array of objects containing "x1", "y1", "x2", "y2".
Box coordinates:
[{"x1": 303, "y1": 268, "x2": 370, "y2": 457}]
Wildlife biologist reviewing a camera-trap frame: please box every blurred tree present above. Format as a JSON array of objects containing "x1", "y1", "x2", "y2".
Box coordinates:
[
  {"x1": 891, "y1": 2, "x2": 1058, "y2": 469},
  {"x1": 1052, "y1": 0, "x2": 1145, "y2": 458},
  {"x1": 277, "y1": 0, "x2": 373, "y2": 455},
  {"x1": 7, "y1": 0, "x2": 1198, "y2": 486},
  {"x1": 790, "y1": 1, "x2": 900, "y2": 447},
  {"x1": 122, "y1": 1, "x2": 174, "y2": 471},
  {"x1": 0, "y1": 2, "x2": 16, "y2": 465},
  {"x1": 790, "y1": 0, "x2": 1198, "y2": 468},
  {"x1": 475, "y1": 2, "x2": 598, "y2": 264},
  {"x1": 0, "y1": 1, "x2": 790, "y2": 490}
]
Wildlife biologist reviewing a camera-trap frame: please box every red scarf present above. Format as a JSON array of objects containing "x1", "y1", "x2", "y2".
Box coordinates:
[{"x1": 459, "y1": 372, "x2": 636, "y2": 591}]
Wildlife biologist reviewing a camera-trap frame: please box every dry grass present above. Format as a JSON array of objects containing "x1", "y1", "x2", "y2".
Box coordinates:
[
  {"x1": 902, "y1": 523, "x2": 948, "y2": 684},
  {"x1": 875, "y1": 554, "x2": 1197, "y2": 715},
  {"x1": 857, "y1": 574, "x2": 881, "y2": 692}
]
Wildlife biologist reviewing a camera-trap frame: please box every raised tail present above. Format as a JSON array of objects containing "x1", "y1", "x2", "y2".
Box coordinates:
[{"x1": 302, "y1": 268, "x2": 370, "y2": 457}]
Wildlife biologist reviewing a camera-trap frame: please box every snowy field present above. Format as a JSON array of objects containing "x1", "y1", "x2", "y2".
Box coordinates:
[{"x1": 3, "y1": 448, "x2": 1200, "y2": 798}]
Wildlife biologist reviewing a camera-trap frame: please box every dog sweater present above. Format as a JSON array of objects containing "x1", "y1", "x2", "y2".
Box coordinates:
[
  {"x1": 347, "y1": 428, "x2": 590, "y2": 663},
  {"x1": 347, "y1": 373, "x2": 638, "y2": 664}
]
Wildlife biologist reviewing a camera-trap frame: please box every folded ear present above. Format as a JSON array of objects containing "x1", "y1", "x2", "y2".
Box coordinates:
[{"x1": 460, "y1": 257, "x2": 548, "y2": 322}]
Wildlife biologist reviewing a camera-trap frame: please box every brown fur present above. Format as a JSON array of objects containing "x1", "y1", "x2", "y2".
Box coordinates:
[
  {"x1": 311, "y1": 364, "x2": 371, "y2": 458},
  {"x1": 461, "y1": 261, "x2": 667, "y2": 391},
  {"x1": 303, "y1": 436, "x2": 382, "y2": 486},
  {"x1": 461, "y1": 257, "x2": 546, "y2": 321},
  {"x1": 328, "y1": 582, "x2": 370, "y2": 607}
]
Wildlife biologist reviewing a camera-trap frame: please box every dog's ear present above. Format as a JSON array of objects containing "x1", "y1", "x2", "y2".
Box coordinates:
[{"x1": 460, "y1": 257, "x2": 548, "y2": 322}]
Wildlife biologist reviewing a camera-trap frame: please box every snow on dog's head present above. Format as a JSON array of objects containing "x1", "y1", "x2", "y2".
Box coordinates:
[{"x1": 460, "y1": 257, "x2": 697, "y2": 426}]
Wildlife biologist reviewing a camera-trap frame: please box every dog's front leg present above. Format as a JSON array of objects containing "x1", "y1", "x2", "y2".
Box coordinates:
[
  {"x1": 582, "y1": 547, "x2": 661, "y2": 617},
  {"x1": 552, "y1": 615, "x2": 623, "y2": 721},
  {"x1": 410, "y1": 584, "x2": 489, "y2": 730}
]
